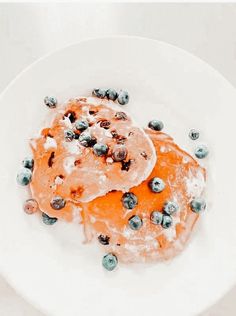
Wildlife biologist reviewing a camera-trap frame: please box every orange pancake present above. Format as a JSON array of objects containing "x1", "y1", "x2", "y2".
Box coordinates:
[
  {"x1": 81, "y1": 130, "x2": 206, "y2": 263},
  {"x1": 30, "y1": 97, "x2": 156, "y2": 220}
]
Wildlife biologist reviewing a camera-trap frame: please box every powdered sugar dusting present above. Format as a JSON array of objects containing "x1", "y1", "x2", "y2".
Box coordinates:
[
  {"x1": 54, "y1": 176, "x2": 64, "y2": 185},
  {"x1": 63, "y1": 157, "x2": 75, "y2": 175},
  {"x1": 63, "y1": 140, "x2": 82, "y2": 155},
  {"x1": 44, "y1": 137, "x2": 57, "y2": 150},
  {"x1": 185, "y1": 168, "x2": 205, "y2": 198}
]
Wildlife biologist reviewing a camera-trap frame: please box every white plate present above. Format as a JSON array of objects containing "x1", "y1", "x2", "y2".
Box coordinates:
[{"x1": 0, "y1": 36, "x2": 236, "y2": 316}]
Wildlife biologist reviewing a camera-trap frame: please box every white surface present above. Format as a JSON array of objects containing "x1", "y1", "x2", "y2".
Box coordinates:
[
  {"x1": 0, "y1": 4, "x2": 236, "y2": 316},
  {"x1": 0, "y1": 36, "x2": 236, "y2": 316}
]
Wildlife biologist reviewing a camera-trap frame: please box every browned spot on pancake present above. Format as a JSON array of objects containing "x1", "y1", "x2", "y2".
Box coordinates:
[
  {"x1": 77, "y1": 97, "x2": 87, "y2": 102},
  {"x1": 98, "y1": 119, "x2": 111, "y2": 130},
  {"x1": 41, "y1": 128, "x2": 53, "y2": 138},
  {"x1": 114, "y1": 112, "x2": 127, "y2": 121},
  {"x1": 111, "y1": 130, "x2": 118, "y2": 138},
  {"x1": 70, "y1": 187, "x2": 84, "y2": 201},
  {"x1": 89, "y1": 107, "x2": 98, "y2": 115},
  {"x1": 48, "y1": 152, "x2": 55, "y2": 167},
  {"x1": 63, "y1": 110, "x2": 76, "y2": 123},
  {"x1": 116, "y1": 135, "x2": 127, "y2": 144},
  {"x1": 140, "y1": 151, "x2": 148, "y2": 160},
  {"x1": 121, "y1": 159, "x2": 132, "y2": 171},
  {"x1": 74, "y1": 159, "x2": 81, "y2": 166}
]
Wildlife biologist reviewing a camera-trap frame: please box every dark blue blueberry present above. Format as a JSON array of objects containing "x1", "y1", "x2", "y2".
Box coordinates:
[
  {"x1": 161, "y1": 214, "x2": 173, "y2": 229},
  {"x1": 79, "y1": 132, "x2": 97, "y2": 147},
  {"x1": 98, "y1": 234, "x2": 110, "y2": 245},
  {"x1": 114, "y1": 111, "x2": 128, "y2": 121},
  {"x1": 150, "y1": 211, "x2": 163, "y2": 225},
  {"x1": 190, "y1": 198, "x2": 206, "y2": 213},
  {"x1": 112, "y1": 145, "x2": 128, "y2": 162},
  {"x1": 117, "y1": 91, "x2": 129, "y2": 105},
  {"x1": 128, "y1": 215, "x2": 143, "y2": 230},
  {"x1": 42, "y1": 212, "x2": 58, "y2": 225},
  {"x1": 102, "y1": 253, "x2": 118, "y2": 271},
  {"x1": 106, "y1": 88, "x2": 118, "y2": 101},
  {"x1": 189, "y1": 129, "x2": 200, "y2": 140},
  {"x1": 122, "y1": 192, "x2": 138, "y2": 209},
  {"x1": 93, "y1": 143, "x2": 108, "y2": 157},
  {"x1": 163, "y1": 201, "x2": 179, "y2": 215},
  {"x1": 93, "y1": 88, "x2": 107, "y2": 99},
  {"x1": 44, "y1": 96, "x2": 57, "y2": 108},
  {"x1": 50, "y1": 196, "x2": 66, "y2": 210},
  {"x1": 16, "y1": 168, "x2": 32, "y2": 186},
  {"x1": 22, "y1": 157, "x2": 34, "y2": 170},
  {"x1": 148, "y1": 120, "x2": 164, "y2": 131},
  {"x1": 148, "y1": 177, "x2": 165, "y2": 193},
  {"x1": 195, "y1": 145, "x2": 209, "y2": 159},
  {"x1": 64, "y1": 129, "x2": 75, "y2": 142},
  {"x1": 75, "y1": 120, "x2": 89, "y2": 131}
]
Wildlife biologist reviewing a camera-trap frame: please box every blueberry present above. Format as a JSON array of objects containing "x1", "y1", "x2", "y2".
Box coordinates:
[
  {"x1": 190, "y1": 198, "x2": 206, "y2": 213},
  {"x1": 64, "y1": 129, "x2": 75, "y2": 142},
  {"x1": 98, "y1": 234, "x2": 110, "y2": 245},
  {"x1": 189, "y1": 129, "x2": 200, "y2": 140},
  {"x1": 17, "y1": 168, "x2": 32, "y2": 186},
  {"x1": 114, "y1": 112, "x2": 128, "y2": 121},
  {"x1": 102, "y1": 253, "x2": 118, "y2": 271},
  {"x1": 112, "y1": 145, "x2": 128, "y2": 162},
  {"x1": 195, "y1": 145, "x2": 209, "y2": 159},
  {"x1": 117, "y1": 91, "x2": 129, "y2": 105},
  {"x1": 75, "y1": 120, "x2": 89, "y2": 131},
  {"x1": 93, "y1": 88, "x2": 107, "y2": 99},
  {"x1": 150, "y1": 211, "x2": 163, "y2": 225},
  {"x1": 148, "y1": 120, "x2": 164, "y2": 131},
  {"x1": 162, "y1": 214, "x2": 173, "y2": 229},
  {"x1": 42, "y1": 212, "x2": 58, "y2": 225},
  {"x1": 93, "y1": 143, "x2": 108, "y2": 157},
  {"x1": 22, "y1": 157, "x2": 34, "y2": 170},
  {"x1": 23, "y1": 199, "x2": 38, "y2": 215},
  {"x1": 163, "y1": 201, "x2": 179, "y2": 215},
  {"x1": 50, "y1": 196, "x2": 66, "y2": 210},
  {"x1": 79, "y1": 132, "x2": 97, "y2": 147},
  {"x1": 122, "y1": 192, "x2": 138, "y2": 209},
  {"x1": 106, "y1": 88, "x2": 118, "y2": 101},
  {"x1": 148, "y1": 177, "x2": 165, "y2": 193},
  {"x1": 128, "y1": 215, "x2": 143, "y2": 230},
  {"x1": 44, "y1": 96, "x2": 57, "y2": 108}
]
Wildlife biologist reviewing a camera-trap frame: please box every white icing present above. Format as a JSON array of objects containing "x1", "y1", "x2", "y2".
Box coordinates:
[
  {"x1": 82, "y1": 106, "x2": 89, "y2": 112},
  {"x1": 30, "y1": 139, "x2": 37, "y2": 150},
  {"x1": 99, "y1": 175, "x2": 107, "y2": 184},
  {"x1": 54, "y1": 176, "x2": 63, "y2": 185},
  {"x1": 63, "y1": 157, "x2": 75, "y2": 175},
  {"x1": 160, "y1": 146, "x2": 171, "y2": 153},
  {"x1": 182, "y1": 156, "x2": 190, "y2": 164},
  {"x1": 44, "y1": 137, "x2": 57, "y2": 150},
  {"x1": 61, "y1": 116, "x2": 72, "y2": 128},
  {"x1": 106, "y1": 157, "x2": 113, "y2": 164},
  {"x1": 63, "y1": 141, "x2": 82, "y2": 155},
  {"x1": 72, "y1": 206, "x2": 82, "y2": 224},
  {"x1": 185, "y1": 169, "x2": 205, "y2": 198},
  {"x1": 104, "y1": 130, "x2": 112, "y2": 138}
]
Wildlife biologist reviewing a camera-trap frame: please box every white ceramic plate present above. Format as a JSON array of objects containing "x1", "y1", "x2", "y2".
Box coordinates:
[{"x1": 0, "y1": 37, "x2": 236, "y2": 316}]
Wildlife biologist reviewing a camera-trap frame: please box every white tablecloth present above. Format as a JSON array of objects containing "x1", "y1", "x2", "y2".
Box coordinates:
[{"x1": 0, "y1": 3, "x2": 235, "y2": 315}]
